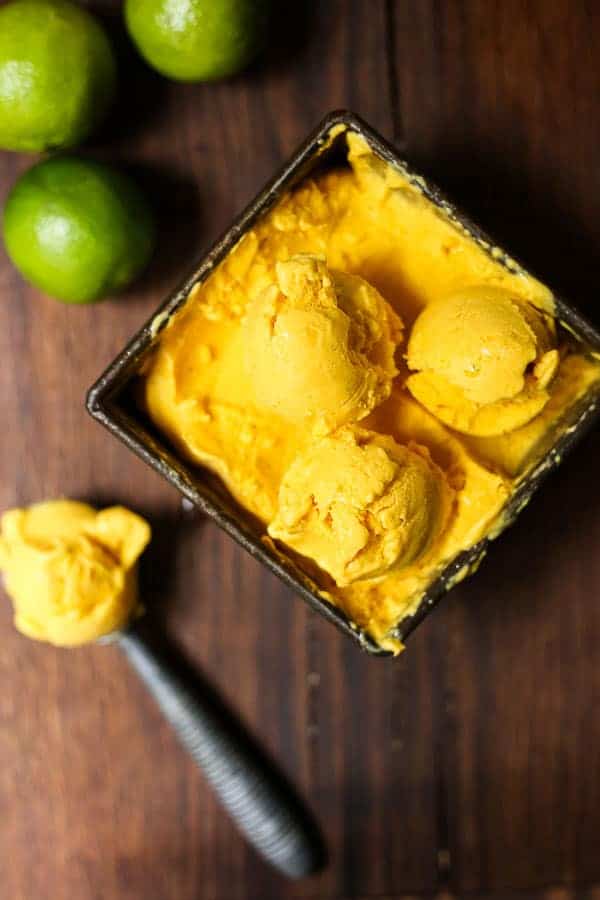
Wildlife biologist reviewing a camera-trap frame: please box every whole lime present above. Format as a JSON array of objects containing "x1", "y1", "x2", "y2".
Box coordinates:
[
  {"x1": 3, "y1": 156, "x2": 156, "y2": 304},
  {"x1": 124, "y1": 0, "x2": 270, "y2": 82},
  {"x1": 0, "y1": 0, "x2": 117, "y2": 152}
]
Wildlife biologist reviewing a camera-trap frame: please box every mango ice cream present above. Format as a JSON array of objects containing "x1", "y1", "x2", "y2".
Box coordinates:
[
  {"x1": 243, "y1": 256, "x2": 402, "y2": 431},
  {"x1": 0, "y1": 500, "x2": 150, "y2": 646},
  {"x1": 269, "y1": 426, "x2": 452, "y2": 586},
  {"x1": 141, "y1": 130, "x2": 600, "y2": 652},
  {"x1": 406, "y1": 286, "x2": 560, "y2": 435}
]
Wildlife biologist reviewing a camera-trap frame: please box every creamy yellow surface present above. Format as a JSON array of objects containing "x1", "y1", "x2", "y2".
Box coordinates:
[
  {"x1": 243, "y1": 256, "x2": 402, "y2": 432},
  {"x1": 269, "y1": 425, "x2": 452, "y2": 587},
  {"x1": 407, "y1": 286, "x2": 560, "y2": 435},
  {"x1": 142, "y1": 131, "x2": 600, "y2": 651},
  {"x1": 0, "y1": 500, "x2": 151, "y2": 646}
]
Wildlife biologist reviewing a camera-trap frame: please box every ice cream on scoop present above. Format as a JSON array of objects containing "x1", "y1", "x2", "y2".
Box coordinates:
[
  {"x1": 0, "y1": 500, "x2": 151, "y2": 646},
  {"x1": 242, "y1": 255, "x2": 403, "y2": 432},
  {"x1": 268, "y1": 426, "x2": 453, "y2": 587},
  {"x1": 406, "y1": 286, "x2": 560, "y2": 436}
]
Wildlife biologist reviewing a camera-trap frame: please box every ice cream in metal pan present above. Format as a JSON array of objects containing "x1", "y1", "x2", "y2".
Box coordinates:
[{"x1": 87, "y1": 111, "x2": 600, "y2": 656}]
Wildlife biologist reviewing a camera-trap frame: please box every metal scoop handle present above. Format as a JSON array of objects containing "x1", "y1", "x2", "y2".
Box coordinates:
[{"x1": 115, "y1": 623, "x2": 323, "y2": 879}]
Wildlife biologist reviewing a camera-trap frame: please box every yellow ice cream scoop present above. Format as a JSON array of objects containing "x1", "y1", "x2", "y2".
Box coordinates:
[
  {"x1": 0, "y1": 499, "x2": 150, "y2": 646},
  {"x1": 242, "y1": 255, "x2": 403, "y2": 432},
  {"x1": 406, "y1": 286, "x2": 560, "y2": 436},
  {"x1": 268, "y1": 426, "x2": 453, "y2": 587}
]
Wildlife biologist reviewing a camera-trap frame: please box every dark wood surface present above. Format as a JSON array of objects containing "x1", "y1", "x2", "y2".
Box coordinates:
[{"x1": 2, "y1": 2, "x2": 600, "y2": 898}]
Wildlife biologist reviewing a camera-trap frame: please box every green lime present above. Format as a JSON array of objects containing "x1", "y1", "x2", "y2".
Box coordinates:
[
  {"x1": 124, "y1": 0, "x2": 270, "y2": 82},
  {"x1": 3, "y1": 156, "x2": 156, "y2": 304},
  {"x1": 0, "y1": 0, "x2": 117, "y2": 152}
]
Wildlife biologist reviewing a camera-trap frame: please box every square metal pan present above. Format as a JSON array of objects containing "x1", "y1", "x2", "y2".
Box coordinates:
[{"x1": 87, "y1": 110, "x2": 600, "y2": 656}]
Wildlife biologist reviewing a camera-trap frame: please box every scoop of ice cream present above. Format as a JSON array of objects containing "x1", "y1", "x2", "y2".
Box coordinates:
[
  {"x1": 0, "y1": 500, "x2": 151, "y2": 647},
  {"x1": 268, "y1": 426, "x2": 452, "y2": 586},
  {"x1": 406, "y1": 286, "x2": 560, "y2": 436},
  {"x1": 242, "y1": 255, "x2": 402, "y2": 431}
]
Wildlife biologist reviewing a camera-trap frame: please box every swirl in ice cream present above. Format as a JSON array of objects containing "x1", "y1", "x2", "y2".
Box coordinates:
[{"x1": 268, "y1": 426, "x2": 453, "y2": 587}]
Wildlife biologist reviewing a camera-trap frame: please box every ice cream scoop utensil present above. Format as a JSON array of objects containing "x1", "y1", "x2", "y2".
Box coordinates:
[{"x1": 110, "y1": 620, "x2": 324, "y2": 879}]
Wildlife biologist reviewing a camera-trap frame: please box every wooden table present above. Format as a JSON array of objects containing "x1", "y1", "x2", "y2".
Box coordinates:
[{"x1": 2, "y1": 2, "x2": 600, "y2": 898}]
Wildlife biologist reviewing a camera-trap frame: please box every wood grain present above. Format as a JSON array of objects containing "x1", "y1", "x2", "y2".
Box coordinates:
[{"x1": 1, "y1": 2, "x2": 600, "y2": 898}]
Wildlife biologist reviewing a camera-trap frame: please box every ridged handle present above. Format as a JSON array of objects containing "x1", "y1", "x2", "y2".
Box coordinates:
[{"x1": 115, "y1": 624, "x2": 323, "y2": 879}]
